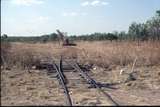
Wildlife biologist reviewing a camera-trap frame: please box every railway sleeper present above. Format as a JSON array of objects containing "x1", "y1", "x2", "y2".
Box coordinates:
[
  {"x1": 64, "y1": 59, "x2": 118, "y2": 106},
  {"x1": 88, "y1": 85, "x2": 97, "y2": 88},
  {"x1": 56, "y1": 75, "x2": 68, "y2": 85}
]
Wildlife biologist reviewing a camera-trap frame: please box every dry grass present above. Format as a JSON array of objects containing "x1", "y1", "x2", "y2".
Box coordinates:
[
  {"x1": 76, "y1": 41, "x2": 160, "y2": 67},
  {"x1": 1, "y1": 42, "x2": 12, "y2": 69},
  {"x1": 1, "y1": 41, "x2": 160, "y2": 106},
  {"x1": 1, "y1": 41, "x2": 160, "y2": 69}
]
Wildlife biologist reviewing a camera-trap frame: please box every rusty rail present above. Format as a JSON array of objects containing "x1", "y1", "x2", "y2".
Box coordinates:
[
  {"x1": 64, "y1": 59, "x2": 119, "y2": 106},
  {"x1": 47, "y1": 59, "x2": 72, "y2": 106},
  {"x1": 44, "y1": 57, "x2": 118, "y2": 106}
]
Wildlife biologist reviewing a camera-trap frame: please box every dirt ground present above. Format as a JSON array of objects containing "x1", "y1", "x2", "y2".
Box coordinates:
[{"x1": 1, "y1": 65, "x2": 160, "y2": 106}]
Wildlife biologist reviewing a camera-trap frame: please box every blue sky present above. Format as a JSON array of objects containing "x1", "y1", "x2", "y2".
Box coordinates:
[{"x1": 1, "y1": 0, "x2": 160, "y2": 36}]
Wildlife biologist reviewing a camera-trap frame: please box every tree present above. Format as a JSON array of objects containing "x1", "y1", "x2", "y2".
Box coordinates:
[
  {"x1": 49, "y1": 33, "x2": 58, "y2": 41},
  {"x1": 118, "y1": 31, "x2": 126, "y2": 41},
  {"x1": 1, "y1": 34, "x2": 8, "y2": 42},
  {"x1": 156, "y1": 10, "x2": 160, "y2": 17},
  {"x1": 40, "y1": 34, "x2": 49, "y2": 43},
  {"x1": 128, "y1": 22, "x2": 139, "y2": 40},
  {"x1": 146, "y1": 10, "x2": 160, "y2": 40}
]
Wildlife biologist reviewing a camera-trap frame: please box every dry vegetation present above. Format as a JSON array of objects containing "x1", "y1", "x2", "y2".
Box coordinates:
[
  {"x1": 1, "y1": 41, "x2": 160, "y2": 106},
  {"x1": 2, "y1": 41, "x2": 160, "y2": 69},
  {"x1": 77, "y1": 41, "x2": 160, "y2": 67}
]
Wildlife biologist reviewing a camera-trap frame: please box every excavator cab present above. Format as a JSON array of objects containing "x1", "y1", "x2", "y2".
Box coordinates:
[{"x1": 56, "y1": 29, "x2": 77, "y2": 46}]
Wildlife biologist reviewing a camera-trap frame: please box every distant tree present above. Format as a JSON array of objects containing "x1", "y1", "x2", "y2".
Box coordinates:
[
  {"x1": 128, "y1": 22, "x2": 138, "y2": 40},
  {"x1": 2, "y1": 34, "x2": 8, "y2": 38},
  {"x1": 146, "y1": 10, "x2": 160, "y2": 41},
  {"x1": 118, "y1": 31, "x2": 127, "y2": 41},
  {"x1": 107, "y1": 33, "x2": 118, "y2": 41},
  {"x1": 156, "y1": 10, "x2": 160, "y2": 16},
  {"x1": 1, "y1": 34, "x2": 8, "y2": 42},
  {"x1": 40, "y1": 34, "x2": 49, "y2": 43},
  {"x1": 49, "y1": 33, "x2": 58, "y2": 41}
]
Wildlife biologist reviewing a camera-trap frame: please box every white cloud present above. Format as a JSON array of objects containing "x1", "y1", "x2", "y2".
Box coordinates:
[
  {"x1": 11, "y1": 0, "x2": 44, "y2": 6},
  {"x1": 81, "y1": 0, "x2": 109, "y2": 7},
  {"x1": 62, "y1": 12, "x2": 87, "y2": 17},
  {"x1": 70, "y1": 12, "x2": 78, "y2": 16},
  {"x1": 38, "y1": 16, "x2": 49, "y2": 21},
  {"x1": 81, "y1": 1, "x2": 89, "y2": 6},
  {"x1": 28, "y1": 16, "x2": 50, "y2": 23},
  {"x1": 62, "y1": 12, "x2": 77, "y2": 17},
  {"x1": 81, "y1": 12, "x2": 87, "y2": 16},
  {"x1": 91, "y1": 0, "x2": 100, "y2": 6},
  {"x1": 101, "y1": 2, "x2": 109, "y2": 5},
  {"x1": 62, "y1": 13, "x2": 68, "y2": 16}
]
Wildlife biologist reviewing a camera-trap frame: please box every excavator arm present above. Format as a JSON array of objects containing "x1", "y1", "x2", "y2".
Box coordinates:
[{"x1": 56, "y1": 29, "x2": 76, "y2": 46}]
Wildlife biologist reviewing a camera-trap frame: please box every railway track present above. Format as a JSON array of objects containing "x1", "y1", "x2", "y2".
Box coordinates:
[
  {"x1": 43, "y1": 57, "x2": 118, "y2": 106},
  {"x1": 45, "y1": 58, "x2": 72, "y2": 106}
]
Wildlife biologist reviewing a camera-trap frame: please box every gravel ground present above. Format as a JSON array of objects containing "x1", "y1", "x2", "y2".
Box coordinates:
[{"x1": 1, "y1": 65, "x2": 160, "y2": 106}]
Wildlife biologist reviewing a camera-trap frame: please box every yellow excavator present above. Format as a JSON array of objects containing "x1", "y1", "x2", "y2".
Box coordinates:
[{"x1": 56, "y1": 29, "x2": 76, "y2": 46}]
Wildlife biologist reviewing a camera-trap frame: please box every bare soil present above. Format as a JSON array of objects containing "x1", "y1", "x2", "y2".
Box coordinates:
[{"x1": 1, "y1": 65, "x2": 160, "y2": 106}]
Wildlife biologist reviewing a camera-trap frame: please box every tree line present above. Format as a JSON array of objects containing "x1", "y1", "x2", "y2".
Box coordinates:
[{"x1": 1, "y1": 10, "x2": 160, "y2": 43}]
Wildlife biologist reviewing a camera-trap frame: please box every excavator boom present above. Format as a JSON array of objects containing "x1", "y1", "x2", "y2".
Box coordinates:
[{"x1": 56, "y1": 29, "x2": 76, "y2": 46}]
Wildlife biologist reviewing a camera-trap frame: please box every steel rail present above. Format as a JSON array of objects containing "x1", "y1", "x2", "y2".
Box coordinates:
[
  {"x1": 64, "y1": 59, "x2": 119, "y2": 106},
  {"x1": 49, "y1": 60, "x2": 72, "y2": 106},
  {"x1": 59, "y1": 57, "x2": 72, "y2": 106}
]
